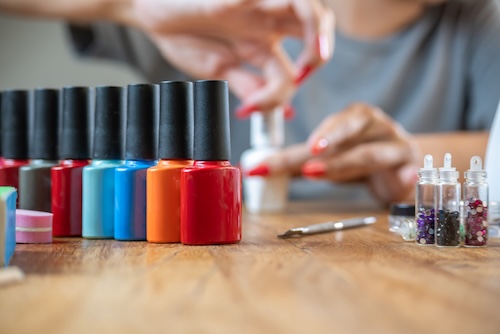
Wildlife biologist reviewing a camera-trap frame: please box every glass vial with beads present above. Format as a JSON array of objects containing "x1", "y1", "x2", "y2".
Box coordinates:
[
  {"x1": 435, "y1": 153, "x2": 461, "y2": 247},
  {"x1": 416, "y1": 155, "x2": 438, "y2": 245},
  {"x1": 464, "y1": 156, "x2": 488, "y2": 247}
]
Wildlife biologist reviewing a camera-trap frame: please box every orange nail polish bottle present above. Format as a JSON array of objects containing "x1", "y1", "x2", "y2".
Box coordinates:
[{"x1": 147, "y1": 81, "x2": 193, "y2": 243}]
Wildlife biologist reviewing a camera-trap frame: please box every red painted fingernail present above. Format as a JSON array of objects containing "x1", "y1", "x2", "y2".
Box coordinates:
[
  {"x1": 294, "y1": 65, "x2": 315, "y2": 85},
  {"x1": 235, "y1": 104, "x2": 260, "y2": 119},
  {"x1": 311, "y1": 138, "x2": 329, "y2": 155},
  {"x1": 317, "y1": 33, "x2": 330, "y2": 61},
  {"x1": 284, "y1": 104, "x2": 296, "y2": 120},
  {"x1": 247, "y1": 164, "x2": 270, "y2": 177},
  {"x1": 302, "y1": 161, "x2": 327, "y2": 178}
]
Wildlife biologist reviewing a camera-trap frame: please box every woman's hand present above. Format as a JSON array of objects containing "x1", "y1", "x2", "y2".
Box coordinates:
[
  {"x1": 246, "y1": 103, "x2": 421, "y2": 204},
  {"x1": 131, "y1": 0, "x2": 334, "y2": 114},
  {"x1": 0, "y1": 0, "x2": 333, "y2": 113}
]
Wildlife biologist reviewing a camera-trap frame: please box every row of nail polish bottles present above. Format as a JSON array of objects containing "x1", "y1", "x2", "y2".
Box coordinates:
[
  {"x1": 415, "y1": 153, "x2": 488, "y2": 247},
  {"x1": 1, "y1": 80, "x2": 241, "y2": 245},
  {"x1": 80, "y1": 80, "x2": 241, "y2": 245}
]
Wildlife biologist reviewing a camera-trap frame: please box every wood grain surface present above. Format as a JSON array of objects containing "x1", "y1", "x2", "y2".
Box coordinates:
[{"x1": 1, "y1": 201, "x2": 499, "y2": 334}]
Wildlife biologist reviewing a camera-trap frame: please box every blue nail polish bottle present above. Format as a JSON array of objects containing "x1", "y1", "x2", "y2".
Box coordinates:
[
  {"x1": 114, "y1": 84, "x2": 158, "y2": 241},
  {"x1": 82, "y1": 86, "x2": 125, "y2": 239}
]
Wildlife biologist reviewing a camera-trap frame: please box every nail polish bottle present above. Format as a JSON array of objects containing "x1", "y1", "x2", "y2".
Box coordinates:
[
  {"x1": 464, "y1": 156, "x2": 488, "y2": 247},
  {"x1": 0, "y1": 187, "x2": 17, "y2": 266},
  {"x1": 51, "y1": 87, "x2": 91, "y2": 237},
  {"x1": 19, "y1": 89, "x2": 60, "y2": 212},
  {"x1": 0, "y1": 91, "x2": 2, "y2": 159},
  {"x1": 415, "y1": 155, "x2": 438, "y2": 246},
  {"x1": 115, "y1": 84, "x2": 158, "y2": 241},
  {"x1": 147, "y1": 81, "x2": 193, "y2": 243},
  {"x1": 0, "y1": 90, "x2": 30, "y2": 194},
  {"x1": 240, "y1": 108, "x2": 289, "y2": 213},
  {"x1": 82, "y1": 86, "x2": 125, "y2": 239},
  {"x1": 180, "y1": 80, "x2": 242, "y2": 245},
  {"x1": 435, "y1": 153, "x2": 461, "y2": 247}
]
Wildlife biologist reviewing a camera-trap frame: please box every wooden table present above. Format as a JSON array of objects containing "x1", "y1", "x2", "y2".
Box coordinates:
[{"x1": 1, "y1": 201, "x2": 499, "y2": 334}]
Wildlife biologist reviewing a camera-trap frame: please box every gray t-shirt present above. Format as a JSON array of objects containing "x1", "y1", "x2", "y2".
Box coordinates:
[{"x1": 68, "y1": 0, "x2": 500, "y2": 202}]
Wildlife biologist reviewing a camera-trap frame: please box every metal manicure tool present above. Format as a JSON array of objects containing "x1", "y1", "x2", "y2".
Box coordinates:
[{"x1": 277, "y1": 216, "x2": 377, "y2": 238}]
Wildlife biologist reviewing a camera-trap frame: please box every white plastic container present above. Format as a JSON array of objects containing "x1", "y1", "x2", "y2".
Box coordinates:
[{"x1": 240, "y1": 108, "x2": 289, "y2": 213}]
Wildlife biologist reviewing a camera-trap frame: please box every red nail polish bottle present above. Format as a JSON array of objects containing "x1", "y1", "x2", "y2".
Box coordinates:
[
  {"x1": 52, "y1": 87, "x2": 91, "y2": 237},
  {"x1": 0, "y1": 90, "x2": 30, "y2": 198},
  {"x1": 180, "y1": 80, "x2": 242, "y2": 245}
]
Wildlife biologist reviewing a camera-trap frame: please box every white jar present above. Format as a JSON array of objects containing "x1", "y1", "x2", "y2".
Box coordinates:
[{"x1": 240, "y1": 109, "x2": 289, "y2": 213}]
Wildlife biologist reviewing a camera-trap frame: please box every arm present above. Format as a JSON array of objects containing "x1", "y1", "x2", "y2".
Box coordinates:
[
  {"x1": 0, "y1": 0, "x2": 334, "y2": 113},
  {"x1": 245, "y1": 104, "x2": 491, "y2": 205},
  {"x1": 0, "y1": 0, "x2": 134, "y2": 25}
]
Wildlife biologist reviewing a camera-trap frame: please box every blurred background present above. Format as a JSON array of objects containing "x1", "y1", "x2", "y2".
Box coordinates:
[{"x1": 0, "y1": 14, "x2": 142, "y2": 90}]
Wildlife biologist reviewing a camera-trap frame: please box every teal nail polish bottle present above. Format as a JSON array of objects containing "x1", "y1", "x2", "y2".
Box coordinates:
[{"x1": 82, "y1": 86, "x2": 125, "y2": 239}]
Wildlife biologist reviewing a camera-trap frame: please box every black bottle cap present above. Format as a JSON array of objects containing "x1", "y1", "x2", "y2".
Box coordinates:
[
  {"x1": 93, "y1": 86, "x2": 125, "y2": 160},
  {"x1": 193, "y1": 80, "x2": 231, "y2": 161},
  {"x1": 125, "y1": 84, "x2": 158, "y2": 160},
  {"x1": 389, "y1": 203, "x2": 415, "y2": 217},
  {"x1": 31, "y1": 89, "x2": 59, "y2": 160},
  {"x1": 158, "y1": 81, "x2": 193, "y2": 160},
  {"x1": 59, "y1": 87, "x2": 91, "y2": 160},
  {"x1": 1, "y1": 90, "x2": 29, "y2": 159}
]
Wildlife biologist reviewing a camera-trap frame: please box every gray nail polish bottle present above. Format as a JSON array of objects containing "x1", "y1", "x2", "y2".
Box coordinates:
[{"x1": 19, "y1": 89, "x2": 60, "y2": 212}]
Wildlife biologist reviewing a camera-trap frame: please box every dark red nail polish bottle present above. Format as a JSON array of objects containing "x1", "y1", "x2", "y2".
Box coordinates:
[
  {"x1": 52, "y1": 87, "x2": 91, "y2": 237},
  {"x1": 0, "y1": 90, "x2": 30, "y2": 196},
  {"x1": 180, "y1": 80, "x2": 242, "y2": 245}
]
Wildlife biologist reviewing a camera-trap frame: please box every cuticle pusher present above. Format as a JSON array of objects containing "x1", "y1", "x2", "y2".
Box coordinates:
[{"x1": 277, "y1": 216, "x2": 377, "y2": 239}]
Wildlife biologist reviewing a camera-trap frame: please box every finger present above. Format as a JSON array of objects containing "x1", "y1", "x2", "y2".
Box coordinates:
[
  {"x1": 307, "y1": 103, "x2": 377, "y2": 155},
  {"x1": 244, "y1": 143, "x2": 311, "y2": 177},
  {"x1": 224, "y1": 66, "x2": 265, "y2": 100},
  {"x1": 290, "y1": 1, "x2": 334, "y2": 84},
  {"x1": 153, "y1": 34, "x2": 239, "y2": 78},
  {"x1": 257, "y1": 0, "x2": 334, "y2": 83},
  {"x1": 368, "y1": 163, "x2": 419, "y2": 204},
  {"x1": 302, "y1": 141, "x2": 414, "y2": 182},
  {"x1": 234, "y1": 42, "x2": 296, "y2": 117}
]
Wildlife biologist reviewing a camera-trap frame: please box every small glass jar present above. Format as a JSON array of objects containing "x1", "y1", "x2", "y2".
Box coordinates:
[
  {"x1": 416, "y1": 155, "x2": 438, "y2": 245},
  {"x1": 389, "y1": 203, "x2": 415, "y2": 233},
  {"x1": 399, "y1": 218, "x2": 417, "y2": 241},
  {"x1": 436, "y1": 153, "x2": 461, "y2": 247},
  {"x1": 464, "y1": 156, "x2": 488, "y2": 247}
]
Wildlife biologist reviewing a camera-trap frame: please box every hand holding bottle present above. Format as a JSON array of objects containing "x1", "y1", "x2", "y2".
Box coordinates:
[
  {"x1": 246, "y1": 103, "x2": 421, "y2": 204},
  {"x1": 131, "y1": 0, "x2": 334, "y2": 115}
]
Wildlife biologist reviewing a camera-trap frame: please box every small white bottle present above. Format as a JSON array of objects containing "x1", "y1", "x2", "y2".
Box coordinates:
[{"x1": 240, "y1": 108, "x2": 289, "y2": 213}]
